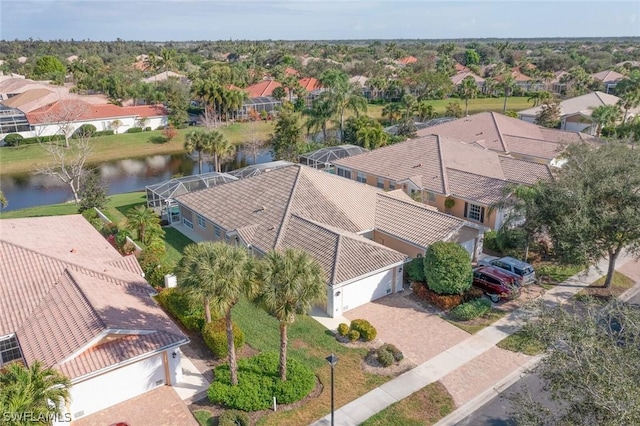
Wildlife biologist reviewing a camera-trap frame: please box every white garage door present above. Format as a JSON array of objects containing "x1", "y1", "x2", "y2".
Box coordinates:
[
  {"x1": 342, "y1": 268, "x2": 394, "y2": 312},
  {"x1": 69, "y1": 353, "x2": 166, "y2": 420},
  {"x1": 460, "y1": 239, "x2": 475, "y2": 258}
]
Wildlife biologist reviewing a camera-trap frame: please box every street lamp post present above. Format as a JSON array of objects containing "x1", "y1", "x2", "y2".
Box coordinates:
[{"x1": 326, "y1": 353, "x2": 338, "y2": 426}]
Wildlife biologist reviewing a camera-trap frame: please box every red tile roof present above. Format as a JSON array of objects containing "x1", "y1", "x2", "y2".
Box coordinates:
[
  {"x1": 284, "y1": 67, "x2": 299, "y2": 76},
  {"x1": 244, "y1": 79, "x2": 282, "y2": 98},
  {"x1": 396, "y1": 56, "x2": 418, "y2": 65},
  {"x1": 26, "y1": 100, "x2": 167, "y2": 124},
  {"x1": 298, "y1": 77, "x2": 321, "y2": 92},
  {"x1": 0, "y1": 215, "x2": 187, "y2": 380}
]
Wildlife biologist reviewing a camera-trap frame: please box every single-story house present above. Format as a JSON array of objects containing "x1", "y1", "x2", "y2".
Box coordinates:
[
  {"x1": 416, "y1": 111, "x2": 594, "y2": 166},
  {"x1": 14, "y1": 100, "x2": 168, "y2": 139},
  {"x1": 142, "y1": 71, "x2": 189, "y2": 85},
  {"x1": 244, "y1": 80, "x2": 283, "y2": 98},
  {"x1": 591, "y1": 70, "x2": 625, "y2": 94},
  {"x1": 173, "y1": 165, "x2": 484, "y2": 317},
  {"x1": 396, "y1": 56, "x2": 418, "y2": 66},
  {"x1": 0, "y1": 215, "x2": 188, "y2": 423},
  {"x1": 518, "y1": 91, "x2": 637, "y2": 135},
  {"x1": 451, "y1": 71, "x2": 485, "y2": 88},
  {"x1": 332, "y1": 134, "x2": 553, "y2": 230}
]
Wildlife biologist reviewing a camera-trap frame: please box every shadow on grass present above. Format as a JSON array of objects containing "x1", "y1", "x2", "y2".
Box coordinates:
[
  {"x1": 115, "y1": 202, "x2": 144, "y2": 219},
  {"x1": 149, "y1": 135, "x2": 169, "y2": 144}
]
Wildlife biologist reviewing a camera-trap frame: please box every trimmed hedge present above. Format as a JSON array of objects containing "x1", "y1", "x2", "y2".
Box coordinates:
[
  {"x1": 424, "y1": 242, "x2": 473, "y2": 295},
  {"x1": 406, "y1": 256, "x2": 426, "y2": 283},
  {"x1": 350, "y1": 319, "x2": 377, "y2": 342},
  {"x1": 202, "y1": 319, "x2": 245, "y2": 359},
  {"x1": 73, "y1": 124, "x2": 96, "y2": 138},
  {"x1": 337, "y1": 323, "x2": 350, "y2": 337},
  {"x1": 218, "y1": 410, "x2": 249, "y2": 426},
  {"x1": 154, "y1": 288, "x2": 205, "y2": 331},
  {"x1": 376, "y1": 343, "x2": 404, "y2": 367},
  {"x1": 413, "y1": 283, "x2": 464, "y2": 311},
  {"x1": 451, "y1": 298, "x2": 492, "y2": 321},
  {"x1": 348, "y1": 330, "x2": 360, "y2": 342},
  {"x1": 126, "y1": 127, "x2": 143, "y2": 133},
  {"x1": 208, "y1": 352, "x2": 316, "y2": 411},
  {"x1": 3, "y1": 133, "x2": 23, "y2": 146}
]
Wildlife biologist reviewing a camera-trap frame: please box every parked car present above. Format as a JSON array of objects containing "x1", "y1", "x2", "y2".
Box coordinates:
[
  {"x1": 473, "y1": 266, "x2": 521, "y2": 302},
  {"x1": 477, "y1": 256, "x2": 536, "y2": 285}
]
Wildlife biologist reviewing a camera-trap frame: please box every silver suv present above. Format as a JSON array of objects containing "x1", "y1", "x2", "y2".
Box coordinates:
[{"x1": 477, "y1": 256, "x2": 536, "y2": 285}]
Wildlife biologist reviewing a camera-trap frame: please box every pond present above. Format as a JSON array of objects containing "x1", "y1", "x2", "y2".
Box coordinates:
[{"x1": 0, "y1": 147, "x2": 274, "y2": 212}]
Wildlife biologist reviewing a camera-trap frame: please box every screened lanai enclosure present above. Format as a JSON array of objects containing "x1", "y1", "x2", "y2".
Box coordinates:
[
  {"x1": 236, "y1": 97, "x2": 282, "y2": 118},
  {"x1": 298, "y1": 144, "x2": 368, "y2": 170},
  {"x1": 227, "y1": 160, "x2": 293, "y2": 179},
  {"x1": 146, "y1": 172, "x2": 238, "y2": 223}
]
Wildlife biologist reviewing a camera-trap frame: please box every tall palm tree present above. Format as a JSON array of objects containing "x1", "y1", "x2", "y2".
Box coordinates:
[
  {"x1": 184, "y1": 129, "x2": 213, "y2": 174},
  {"x1": 591, "y1": 105, "x2": 623, "y2": 137},
  {"x1": 382, "y1": 103, "x2": 403, "y2": 124},
  {"x1": 527, "y1": 90, "x2": 554, "y2": 107},
  {"x1": 160, "y1": 48, "x2": 176, "y2": 72},
  {"x1": 500, "y1": 72, "x2": 517, "y2": 113},
  {"x1": 319, "y1": 70, "x2": 368, "y2": 141},
  {"x1": 457, "y1": 76, "x2": 480, "y2": 116},
  {"x1": 356, "y1": 126, "x2": 389, "y2": 149},
  {"x1": 416, "y1": 101, "x2": 436, "y2": 122},
  {"x1": 125, "y1": 205, "x2": 160, "y2": 244},
  {"x1": 615, "y1": 71, "x2": 640, "y2": 122},
  {"x1": 304, "y1": 97, "x2": 333, "y2": 142},
  {"x1": 252, "y1": 248, "x2": 326, "y2": 381},
  {"x1": 0, "y1": 361, "x2": 71, "y2": 424},
  {"x1": 209, "y1": 130, "x2": 235, "y2": 172},
  {"x1": 176, "y1": 242, "x2": 251, "y2": 386}
]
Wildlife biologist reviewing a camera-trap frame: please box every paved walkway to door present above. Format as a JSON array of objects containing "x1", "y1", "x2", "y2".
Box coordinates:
[{"x1": 344, "y1": 293, "x2": 470, "y2": 365}]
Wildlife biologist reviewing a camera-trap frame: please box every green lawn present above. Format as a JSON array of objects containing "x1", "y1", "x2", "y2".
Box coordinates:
[
  {"x1": 361, "y1": 382, "x2": 455, "y2": 426},
  {"x1": 192, "y1": 410, "x2": 214, "y2": 426},
  {"x1": 497, "y1": 329, "x2": 546, "y2": 356},
  {"x1": 164, "y1": 227, "x2": 194, "y2": 268},
  {"x1": 0, "y1": 191, "x2": 146, "y2": 221},
  {"x1": 445, "y1": 309, "x2": 507, "y2": 335}
]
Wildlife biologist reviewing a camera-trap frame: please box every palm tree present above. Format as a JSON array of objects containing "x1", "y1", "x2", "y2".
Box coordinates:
[
  {"x1": 615, "y1": 71, "x2": 640, "y2": 122},
  {"x1": 110, "y1": 119, "x2": 122, "y2": 134},
  {"x1": 457, "y1": 76, "x2": 480, "y2": 116},
  {"x1": 160, "y1": 48, "x2": 176, "y2": 72},
  {"x1": 209, "y1": 130, "x2": 235, "y2": 172},
  {"x1": 125, "y1": 205, "x2": 160, "y2": 244},
  {"x1": 184, "y1": 129, "x2": 213, "y2": 174},
  {"x1": 304, "y1": 97, "x2": 333, "y2": 142},
  {"x1": 382, "y1": 103, "x2": 403, "y2": 124},
  {"x1": 356, "y1": 126, "x2": 389, "y2": 149},
  {"x1": 500, "y1": 72, "x2": 517, "y2": 113},
  {"x1": 416, "y1": 101, "x2": 436, "y2": 122},
  {"x1": 319, "y1": 70, "x2": 368, "y2": 141},
  {"x1": 0, "y1": 361, "x2": 71, "y2": 424},
  {"x1": 527, "y1": 90, "x2": 554, "y2": 107},
  {"x1": 252, "y1": 248, "x2": 326, "y2": 381},
  {"x1": 176, "y1": 242, "x2": 251, "y2": 386},
  {"x1": 591, "y1": 105, "x2": 623, "y2": 137}
]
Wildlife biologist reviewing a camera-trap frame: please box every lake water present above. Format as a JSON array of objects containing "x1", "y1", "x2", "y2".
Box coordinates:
[{"x1": 0, "y1": 147, "x2": 274, "y2": 212}]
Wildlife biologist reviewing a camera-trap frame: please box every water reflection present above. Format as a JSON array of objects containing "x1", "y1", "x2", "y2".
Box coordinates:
[{"x1": 0, "y1": 147, "x2": 274, "y2": 212}]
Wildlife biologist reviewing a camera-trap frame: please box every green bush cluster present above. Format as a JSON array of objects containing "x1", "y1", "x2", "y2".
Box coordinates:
[
  {"x1": 424, "y1": 241, "x2": 473, "y2": 295},
  {"x1": 376, "y1": 343, "x2": 404, "y2": 367},
  {"x1": 2, "y1": 133, "x2": 24, "y2": 146},
  {"x1": 126, "y1": 127, "x2": 143, "y2": 133},
  {"x1": 218, "y1": 410, "x2": 249, "y2": 426},
  {"x1": 348, "y1": 330, "x2": 360, "y2": 342},
  {"x1": 202, "y1": 319, "x2": 245, "y2": 359},
  {"x1": 406, "y1": 257, "x2": 426, "y2": 283},
  {"x1": 3, "y1": 134, "x2": 65, "y2": 147},
  {"x1": 349, "y1": 319, "x2": 377, "y2": 342},
  {"x1": 81, "y1": 208, "x2": 105, "y2": 231},
  {"x1": 154, "y1": 288, "x2": 205, "y2": 331},
  {"x1": 337, "y1": 323, "x2": 350, "y2": 336},
  {"x1": 451, "y1": 298, "x2": 492, "y2": 321},
  {"x1": 73, "y1": 124, "x2": 97, "y2": 138},
  {"x1": 208, "y1": 352, "x2": 316, "y2": 411}
]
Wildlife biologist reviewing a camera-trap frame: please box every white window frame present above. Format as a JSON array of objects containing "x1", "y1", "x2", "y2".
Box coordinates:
[
  {"x1": 214, "y1": 225, "x2": 221, "y2": 238},
  {"x1": 197, "y1": 215, "x2": 206, "y2": 229},
  {"x1": 465, "y1": 202, "x2": 484, "y2": 222},
  {"x1": 376, "y1": 177, "x2": 385, "y2": 189},
  {"x1": 357, "y1": 171, "x2": 366, "y2": 183},
  {"x1": 182, "y1": 218, "x2": 194, "y2": 229}
]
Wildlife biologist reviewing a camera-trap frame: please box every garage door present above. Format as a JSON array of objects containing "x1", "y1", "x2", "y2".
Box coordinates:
[
  {"x1": 69, "y1": 353, "x2": 166, "y2": 420},
  {"x1": 342, "y1": 268, "x2": 394, "y2": 312},
  {"x1": 460, "y1": 239, "x2": 475, "y2": 258}
]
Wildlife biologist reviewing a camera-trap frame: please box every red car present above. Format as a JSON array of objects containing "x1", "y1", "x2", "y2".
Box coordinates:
[{"x1": 473, "y1": 266, "x2": 521, "y2": 302}]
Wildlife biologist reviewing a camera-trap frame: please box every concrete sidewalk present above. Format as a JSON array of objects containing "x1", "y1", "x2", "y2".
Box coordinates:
[{"x1": 310, "y1": 253, "x2": 636, "y2": 426}]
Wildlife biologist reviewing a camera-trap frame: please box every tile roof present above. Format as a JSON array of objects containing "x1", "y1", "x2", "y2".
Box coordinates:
[
  {"x1": 333, "y1": 133, "x2": 553, "y2": 203},
  {"x1": 446, "y1": 169, "x2": 510, "y2": 205},
  {"x1": 416, "y1": 111, "x2": 586, "y2": 160},
  {"x1": 518, "y1": 91, "x2": 623, "y2": 118},
  {"x1": 451, "y1": 72, "x2": 485, "y2": 85},
  {"x1": 142, "y1": 71, "x2": 187, "y2": 84},
  {"x1": 176, "y1": 165, "x2": 469, "y2": 285},
  {"x1": 0, "y1": 215, "x2": 187, "y2": 380},
  {"x1": 591, "y1": 70, "x2": 625, "y2": 83},
  {"x1": 26, "y1": 101, "x2": 167, "y2": 124},
  {"x1": 244, "y1": 80, "x2": 282, "y2": 98},
  {"x1": 396, "y1": 56, "x2": 418, "y2": 65},
  {"x1": 298, "y1": 77, "x2": 321, "y2": 92}
]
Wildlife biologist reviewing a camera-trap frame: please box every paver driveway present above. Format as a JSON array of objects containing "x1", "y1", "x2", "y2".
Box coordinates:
[{"x1": 344, "y1": 292, "x2": 470, "y2": 364}]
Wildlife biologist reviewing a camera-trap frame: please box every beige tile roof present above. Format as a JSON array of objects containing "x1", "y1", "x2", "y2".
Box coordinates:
[
  {"x1": 375, "y1": 193, "x2": 469, "y2": 247},
  {"x1": 591, "y1": 70, "x2": 625, "y2": 83},
  {"x1": 518, "y1": 91, "x2": 623, "y2": 118},
  {"x1": 499, "y1": 157, "x2": 553, "y2": 185},
  {"x1": 446, "y1": 169, "x2": 510, "y2": 205},
  {"x1": 451, "y1": 72, "x2": 485, "y2": 85},
  {"x1": 177, "y1": 165, "x2": 471, "y2": 286},
  {"x1": 416, "y1": 111, "x2": 586, "y2": 160},
  {"x1": 0, "y1": 215, "x2": 187, "y2": 380}
]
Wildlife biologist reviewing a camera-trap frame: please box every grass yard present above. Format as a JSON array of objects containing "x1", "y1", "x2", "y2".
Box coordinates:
[
  {"x1": 0, "y1": 191, "x2": 146, "y2": 221},
  {"x1": 445, "y1": 309, "x2": 507, "y2": 335},
  {"x1": 164, "y1": 227, "x2": 195, "y2": 268},
  {"x1": 535, "y1": 262, "x2": 584, "y2": 285},
  {"x1": 360, "y1": 381, "x2": 455, "y2": 426},
  {"x1": 497, "y1": 329, "x2": 546, "y2": 356},
  {"x1": 574, "y1": 271, "x2": 634, "y2": 302},
  {"x1": 192, "y1": 410, "x2": 214, "y2": 426},
  {"x1": 0, "y1": 121, "x2": 275, "y2": 175}
]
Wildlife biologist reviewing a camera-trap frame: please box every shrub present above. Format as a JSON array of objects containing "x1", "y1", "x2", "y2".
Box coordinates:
[
  {"x1": 101, "y1": 222, "x2": 119, "y2": 237},
  {"x1": 208, "y1": 352, "x2": 315, "y2": 411},
  {"x1": 451, "y1": 298, "x2": 492, "y2": 321},
  {"x1": 414, "y1": 283, "x2": 464, "y2": 310},
  {"x1": 154, "y1": 288, "x2": 205, "y2": 331},
  {"x1": 350, "y1": 319, "x2": 377, "y2": 342},
  {"x1": 348, "y1": 330, "x2": 360, "y2": 342},
  {"x1": 3, "y1": 133, "x2": 23, "y2": 146},
  {"x1": 337, "y1": 323, "x2": 350, "y2": 336},
  {"x1": 464, "y1": 286, "x2": 485, "y2": 302},
  {"x1": 162, "y1": 125, "x2": 177, "y2": 141},
  {"x1": 73, "y1": 124, "x2": 97, "y2": 138},
  {"x1": 144, "y1": 127, "x2": 152, "y2": 132},
  {"x1": 406, "y1": 257, "x2": 426, "y2": 282},
  {"x1": 379, "y1": 343, "x2": 404, "y2": 362},
  {"x1": 424, "y1": 241, "x2": 473, "y2": 295},
  {"x1": 218, "y1": 411, "x2": 249, "y2": 426},
  {"x1": 377, "y1": 348, "x2": 395, "y2": 367},
  {"x1": 93, "y1": 130, "x2": 115, "y2": 137},
  {"x1": 202, "y1": 319, "x2": 245, "y2": 359},
  {"x1": 126, "y1": 127, "x2": 143, "y2": 133}
]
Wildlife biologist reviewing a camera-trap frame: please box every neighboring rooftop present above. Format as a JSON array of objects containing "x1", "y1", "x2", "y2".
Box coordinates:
[
  {"x1": 591, "y1": 70, "x2": 625, "y2": 82},
  {"x1": 26, "y1": 100, "x2": 167, "y2": 124},
  {"x1": 244, "y1": 80, "x2": 283, "y2": 98},
  {"x1": 518, "y1": 91, "x2": 631, "y2": 118},
  {"x1": 299, "y1": 144, "x2": 369, "y2": 169},
  {"x1": 141, "y1": 71, "x2": 188, "y2": 84}
]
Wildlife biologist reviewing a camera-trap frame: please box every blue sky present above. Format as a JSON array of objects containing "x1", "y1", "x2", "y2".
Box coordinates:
[{"x1": 1, "y1": 1, "x2": 638, "y2": 41}]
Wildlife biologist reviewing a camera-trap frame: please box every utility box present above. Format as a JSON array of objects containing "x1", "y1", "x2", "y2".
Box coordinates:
[{"x1": 164, "y1": 274, "x2": 177, "y2": 288}]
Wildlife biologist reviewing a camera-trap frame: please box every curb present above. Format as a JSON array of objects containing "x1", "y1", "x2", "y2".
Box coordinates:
[
  {"x1": 433, "y1": 355, "x2": 543, "y2": 426},
  {"x1": 619, "y1": 281, "x2": 640, "y2": 303}
]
